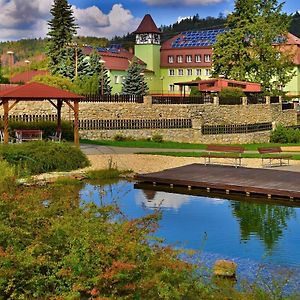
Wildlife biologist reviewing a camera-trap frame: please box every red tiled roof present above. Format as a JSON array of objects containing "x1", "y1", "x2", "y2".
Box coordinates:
[
  {"x1": 83, "y1": 47, "x2": 146, "y2": 71},
  {"x1": 0, "y1": 82, "x2": 84, "y2": 100},
  {"x1": 0, "y1": 84, "x2": 18, "y2": 92},
  {"x1": 10, "y1": 70, "x2": 48, "y2": 84},
  {"x1": 133, "y1": 14, "x2": 161, "y2": 34}
]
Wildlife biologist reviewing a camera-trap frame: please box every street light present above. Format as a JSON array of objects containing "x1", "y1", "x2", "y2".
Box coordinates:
[
  {"x1": 160, "y1": 76, "x2": 164, "y2": 96},
  {"x1": 99, "y1": 59, "x2": 106, "y2": 96},
  {"x1": 25, "y1": 60, "x2": 30, "y2": 83},
  {"x1": 140, "y1": 72, "x2": 145, "y2": 96},
  {"x1": 7, "y1": 51, "x2": 14, "y2": 78}
]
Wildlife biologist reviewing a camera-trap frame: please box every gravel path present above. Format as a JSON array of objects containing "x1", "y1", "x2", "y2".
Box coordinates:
[{"x1": 86, "y1": 154, "x2": 300, "y2": 174}]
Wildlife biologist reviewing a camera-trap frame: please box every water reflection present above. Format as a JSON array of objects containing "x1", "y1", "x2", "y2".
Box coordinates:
[{"x1": 231, "y1": 202, "x2": 296, "y2": 252}]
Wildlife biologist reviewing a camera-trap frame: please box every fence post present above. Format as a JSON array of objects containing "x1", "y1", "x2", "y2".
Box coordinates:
[
  {"x1": 265, "y1": 96, "x2": 271, "y2": 105},
  {"x1": 278, "y1": 96, "x2": 282, "y2": 104},
  {"x1": 272, "y1": 121, "x2": 277, "y2": 131},
  {"x1": 213, "y1": 96, "x2": 219, "y2": 105},
  {"x1": 144, "y1": 96, "x2": 153, "y2": 106},
  {"x1": 242, "y1": 97, "x2": 248, "y2": 106}
]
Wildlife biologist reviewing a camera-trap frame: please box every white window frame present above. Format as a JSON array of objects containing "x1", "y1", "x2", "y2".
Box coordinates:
[
  {"x1": 169, "y1": 84, "x2": 175, "y2": 92},
  {"x1": 196, "y1": 69, "x2": 202, "y2": 76},
  {"x1": 186, "y1": 55, "x2": 192, "y2": 63},
  {"x1": 178, "y1": 69, "x2": 184, "y2": 76},
  {"x1": 168, "y1": 55, "x2": 174, "y2": 63},
  {"x1": 205, "y1": 69, "x2": 211, "y2": 76},
  {"x1": 195, "y1": 55, "x2": 201, "y2": 63},
  {"x1": 187, "y1": 69, "x2": 193, "y2": 76},
  {"x1": 177, "y1": 55, "x2": 183, "y2": 63},
  {"x1": 204, "y1": 54, "x2": 211, "y2": 63},
  {"x1": 169, "y1": 69, "x2": 175, "y2": 76}
]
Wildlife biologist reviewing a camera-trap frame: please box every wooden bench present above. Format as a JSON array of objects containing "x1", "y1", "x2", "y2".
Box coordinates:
[
  {"x1": 15, "y1": 129, "x2": 43, "y2": 143},
  {"x1": 258, "y1": 147, "x2": 292, "y2": 167},
  {"x1": 201, "y1": 145, "x2": 245, "y2": 168}
]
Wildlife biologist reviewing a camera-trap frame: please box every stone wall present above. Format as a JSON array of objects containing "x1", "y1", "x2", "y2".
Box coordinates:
[{"x1": 0, "y1": 100, "x2": 297, "y2": 144}]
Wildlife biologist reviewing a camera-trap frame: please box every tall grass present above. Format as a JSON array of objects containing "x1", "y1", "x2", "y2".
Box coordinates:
[{"x1": 0, "y1": 159, "x2": 15, "y2": 193}]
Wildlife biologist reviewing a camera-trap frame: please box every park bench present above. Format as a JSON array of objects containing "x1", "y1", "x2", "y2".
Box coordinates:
[
  {"x1": 15, "y1": 129, "x2": 43, "y2": 143},
  {"x1": 201, "y1": 145, "x2": 245, "y2": 168},
  {"x1": 258, "y1": 147, "x2": 292, "y2": 167}
]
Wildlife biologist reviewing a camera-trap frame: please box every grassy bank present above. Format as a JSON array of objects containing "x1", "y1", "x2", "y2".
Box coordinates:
[{"x1": 81, "y1": 139, "x2": 300, "y2": 151}]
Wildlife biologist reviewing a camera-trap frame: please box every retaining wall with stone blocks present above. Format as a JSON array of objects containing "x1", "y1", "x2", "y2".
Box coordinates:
[{"x1": 0, "y1": 101, "x2": 297, "y2": 144}]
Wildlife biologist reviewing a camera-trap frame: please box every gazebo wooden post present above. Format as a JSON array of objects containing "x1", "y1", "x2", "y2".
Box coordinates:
[
  {"x1": 57, "y1": 99, "x2": 63, "y2": 134},
  {"x1": 3, "y1": 100, "x2": 9, "y2": 144},
  {"x1": 73, "y1": 100, "x2": 79, "y2": 147}
]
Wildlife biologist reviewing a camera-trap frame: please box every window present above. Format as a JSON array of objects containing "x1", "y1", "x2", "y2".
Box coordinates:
[
  {"x1": 196, "y1": 69, "x2": 202, "y2": 76},
  {"x1": 178, "y1": 69, "x2": 184, "y2": 76},
  {"x1": 186, "y1": 55, "x2": 192, "y2": 63},
  {"x1": 195, "y1": 55, "x2": 201, "y2": 63},
  {"x1": 169, "y1": 69, "x2": 175, "y2": 76},
  {"x1": 169, "y1": 85, "x2": 175, "y2": 92},
  {"x1": 187, "y1": 69, "x2": 193, "y2": 76},
  {"x1": 168, "y1": 56, "x2": 174, "y2": 63},
  {"x1": 205, "y1": 69, "x2": 211, "y2": 76},
  {"x1": 114, "y1": 75, "x2": 122, "y2": 84},
  {"x1": 204, "y1": 54, "x2": 211, "y2": 62},
  {"x1": 177, "y1": 55, "x2": 183, "y2": 63}
]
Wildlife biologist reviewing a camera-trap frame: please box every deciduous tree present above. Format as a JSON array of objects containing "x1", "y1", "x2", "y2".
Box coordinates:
[{"x1": 213, "y1": 0, "x2": 294, "y2": 93}]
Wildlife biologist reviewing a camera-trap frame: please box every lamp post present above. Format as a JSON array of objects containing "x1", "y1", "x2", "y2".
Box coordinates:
[
  {"x1": 99, "y1": 59, "x2": 106, "y2": 96},
  {"x1": 7, "y1": 51, "x2": 14, "y2": 78},
  {"x1": 160, "y1": 76, "x2": 164, "y2": 96},
  {"x1": 24, "y1": 60, "x2": 30, "y2": 83},
  {"x1": 140, "y1": 72, "x2": 145, "y2": 96}
]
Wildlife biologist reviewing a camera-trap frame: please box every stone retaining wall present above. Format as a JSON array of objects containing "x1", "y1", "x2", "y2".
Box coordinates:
[{"x1": 0, "y1": 100, "x2": 297, "y2": 144}]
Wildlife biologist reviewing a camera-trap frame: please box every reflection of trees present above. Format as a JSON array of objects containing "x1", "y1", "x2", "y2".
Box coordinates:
[{"x1": 231, "y1": 202, "x2": 296, "y2": 251}]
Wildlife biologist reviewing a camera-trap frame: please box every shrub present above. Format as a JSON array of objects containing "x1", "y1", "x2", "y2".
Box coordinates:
[
  {"x1": 0, "y1": 120, "x2": 74, "y2": 141},
  {"x1": 113, "y1": 134, "x2": 135, "y2": 142},
  {"x1": 152, "y1": 134, "x2": 163, "y2": 143},
  {"x1": 219, "y1": 87, "x2": 245, "y2": 105},
  {"x1": 270, "y1": 125, "x2": 300, "y2": 143},
  {"x1": 0, "y1": 141, "x2": 90, "y2": 175}
]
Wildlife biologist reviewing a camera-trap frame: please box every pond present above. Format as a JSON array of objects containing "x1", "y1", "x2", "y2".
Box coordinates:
[{"x1": 80, "y1": 180, "x2": 300, "y2": 284}]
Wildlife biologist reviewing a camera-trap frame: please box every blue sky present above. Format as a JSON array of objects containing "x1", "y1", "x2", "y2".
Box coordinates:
[{"x1": 0, "y1": 0, "x2": 299, "y2": 41}]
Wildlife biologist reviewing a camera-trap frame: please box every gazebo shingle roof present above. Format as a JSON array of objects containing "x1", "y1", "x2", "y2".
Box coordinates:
[{"x1": 0, "y1": 82, "x2": 84, "y2": 100}]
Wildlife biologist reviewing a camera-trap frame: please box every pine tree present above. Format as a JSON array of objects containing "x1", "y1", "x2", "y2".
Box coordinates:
[
  {"x1": 121, "y1": 59, "x2": 148, "y2": 96},
  {"x1": 47, "y1": 0, "x2": 78, "y2": 74},
  {"x1": 212, "y1": 0, "x2": 294, "y2": 93}
]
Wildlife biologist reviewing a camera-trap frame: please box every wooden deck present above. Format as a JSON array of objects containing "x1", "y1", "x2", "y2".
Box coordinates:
[{"x1": 135, "y1": 164, "x2": 300, "y2": 201}]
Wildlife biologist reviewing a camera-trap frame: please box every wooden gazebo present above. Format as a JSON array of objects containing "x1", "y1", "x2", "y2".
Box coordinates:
[{"x1": 0, "y1": 82, "x2": 84, "y2": 146}]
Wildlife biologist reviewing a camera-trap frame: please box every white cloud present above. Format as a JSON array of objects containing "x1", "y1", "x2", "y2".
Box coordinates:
[
  {"x1": 0, "y1": 1, "x2": 139, "y2": 41},
  {"x1": 143, "y1": 0, "x2": 226, "y2": 5},
  {"x1": 177, "y1": 16, "x2": 192, "y2": 22}
]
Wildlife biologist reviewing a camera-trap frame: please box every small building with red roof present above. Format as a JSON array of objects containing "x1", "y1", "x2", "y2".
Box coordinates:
[{"x1": 10, "y1": 70, "x2": 48, "y2": 84}]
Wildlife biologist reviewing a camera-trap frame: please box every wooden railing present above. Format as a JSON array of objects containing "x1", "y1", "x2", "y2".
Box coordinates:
[{"x1": 0, "y1": 114, "x2": 57, "y2": 122}]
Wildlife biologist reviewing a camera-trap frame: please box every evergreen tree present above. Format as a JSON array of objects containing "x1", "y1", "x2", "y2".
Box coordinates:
[
  {"x1": 212, "y1": 0, "x2": 294, "y2": 93},
  {"x1": 121, "y1": 59, "x2": 148, "y2": 96},
  {"x1": 47, "y1": 0, "x2": 78, "y2": 74}
]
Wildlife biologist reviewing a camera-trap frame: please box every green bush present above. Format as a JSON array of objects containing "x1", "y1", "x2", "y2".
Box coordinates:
[
  {"x1": 113, "y1": 134, "x2": 135, "y2": 142},
  {"x1": 0, "y1": 141, "x2": 90, "y2": 175},
  {"x1": 219, "y1": 87, "x2": 245, "y2": 105},
  {"x1": 270, "y1": 125, "x2": 300, "y2": 143},
  {"x1": 0, "y1": 120, "x2": 74, "y2": 141},
  {"x1": 152, "y1": 134, "x2": 163, "y2": 143}
]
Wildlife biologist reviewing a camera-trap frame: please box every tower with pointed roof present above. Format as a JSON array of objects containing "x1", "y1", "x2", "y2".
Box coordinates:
[{"x1": 133, "y1": 14, "x2": 162, "y2": 91}]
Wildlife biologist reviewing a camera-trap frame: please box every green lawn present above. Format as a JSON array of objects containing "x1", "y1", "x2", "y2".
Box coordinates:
[
  {"x1": 137, "y1": 151, "x2": 300, "y2": 160},
  {"x1": 81, "y1": 139, "x2": 300, "y2": 151}
]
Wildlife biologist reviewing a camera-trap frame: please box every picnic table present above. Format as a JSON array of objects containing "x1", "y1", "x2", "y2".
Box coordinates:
[{"x1": 15, "y1": 129, "x2": 43, "y2": 143}]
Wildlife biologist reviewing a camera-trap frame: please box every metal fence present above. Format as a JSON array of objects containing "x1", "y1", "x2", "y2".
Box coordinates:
[
  {"x1": 82, "y1": 94, "x2": 144, "y2": 103},
  {"x1": 79, "y1": 118, "x2": 193, "y2": 130},
  {"x1": 282, "y1": 102, "x2": 294, "y2": 110},
  {"x1": 152, "y1": 96, "x2": 212, "y2": 105},
  {"x1": 202, "y1": 122, "x2": 272, "y2": 135},
  {"x1": 247, "y1": 95, "x2": 266, "y2": 105}
]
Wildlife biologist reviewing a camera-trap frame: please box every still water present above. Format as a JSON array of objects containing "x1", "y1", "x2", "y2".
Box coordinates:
[{"x1": 80, "y1": 180, "x2": 300, "y2": 280}]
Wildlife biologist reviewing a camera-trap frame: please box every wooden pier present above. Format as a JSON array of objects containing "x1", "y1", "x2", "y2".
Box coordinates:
[{"x1": 135, "y1": 164, "x2": 300, "y2": 201}]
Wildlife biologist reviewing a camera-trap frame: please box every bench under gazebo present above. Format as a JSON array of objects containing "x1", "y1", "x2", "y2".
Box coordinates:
[{"x1": 0, "y1": 82, "x2": 84, "y2": 146}]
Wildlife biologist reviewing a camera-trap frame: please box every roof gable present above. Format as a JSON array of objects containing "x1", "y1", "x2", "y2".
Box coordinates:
[{"x1": 133, "y1": 14, "x2": 161, "y2": 34}]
